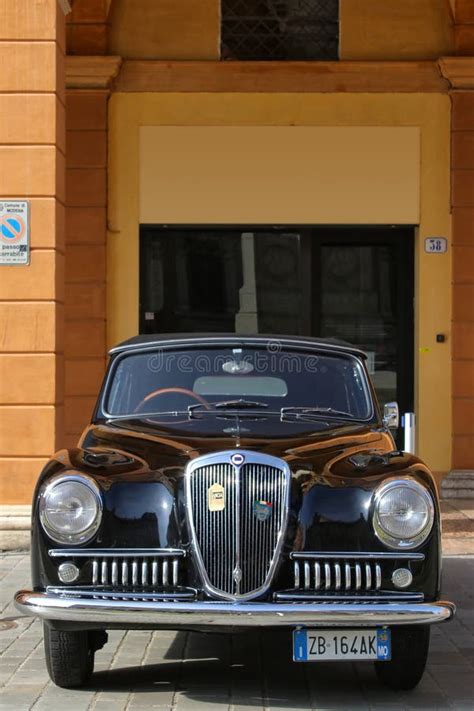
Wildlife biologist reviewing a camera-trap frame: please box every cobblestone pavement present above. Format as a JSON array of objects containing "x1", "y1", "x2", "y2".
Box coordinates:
[{"x1": 1, "y1": 555, "x2": 473, "y2": 710}]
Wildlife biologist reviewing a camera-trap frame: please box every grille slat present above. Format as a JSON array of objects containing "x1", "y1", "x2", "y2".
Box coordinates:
[
  {"x1": 325, "y1": 563, "x2": 331, "y2": 590},
  {"x1": 345, "y1": 563, "x2": 351, "y2": 590},
  {"x1": 315, "y1": 562, "x2": 321, "y2": 590},
  {"x1": 188, "y1": 455, "x2": 289, "y2": 598},
  {"x1": 365, "y1": 563, "x2": 371, "y2": 590},
  {"x1": 112, "y1": 560, "x2": 118, "y2": 586},
  {"x1": 376, "y1": 563, "x2": 382, "y2": 589}
]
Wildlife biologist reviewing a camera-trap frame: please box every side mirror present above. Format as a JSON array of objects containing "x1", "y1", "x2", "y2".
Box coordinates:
[{"x1": 383, "y1": 401, "x2": 399, "y2": 429}]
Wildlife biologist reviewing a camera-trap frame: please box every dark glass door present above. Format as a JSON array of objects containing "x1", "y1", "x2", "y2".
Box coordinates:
[
  {"x1": 314, "y1": 229, "x2": 414, "y2": 427},
  {"x1": 140, "y1": 226, "x2": 414, "y2": 420}
]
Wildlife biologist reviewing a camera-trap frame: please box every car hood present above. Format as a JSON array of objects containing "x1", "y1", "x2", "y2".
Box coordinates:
[{"x1": 58, "y1": 417, "x2": 423, "y2": 488}]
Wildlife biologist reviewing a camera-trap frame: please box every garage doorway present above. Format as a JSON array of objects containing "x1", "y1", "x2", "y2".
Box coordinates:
[{"x1": 140, "y1": 226, "x2": 414, "y2": 418}]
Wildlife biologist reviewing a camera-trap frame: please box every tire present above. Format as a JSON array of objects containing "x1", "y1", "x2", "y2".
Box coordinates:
[
  {"x1": 374, "y1": 625, "x2": 430, "y2": 691},
  {"x1": 43, "y1": 624, "x2": 95, "y2": 688}
]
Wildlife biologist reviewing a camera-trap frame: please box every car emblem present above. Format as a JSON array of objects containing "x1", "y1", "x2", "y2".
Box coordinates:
[
  {"x1": 233, "y1": 566, "x2": 242, "y2": 584},
  {"x1": 231, "y1": 453, "x2": 245, "y2": 466},
  {"x1": 253, "y1": 500, "x2": 273, "y2": 522},
  {"x1": 208, "y1": 483, "x2": 225, "y2": 512}
]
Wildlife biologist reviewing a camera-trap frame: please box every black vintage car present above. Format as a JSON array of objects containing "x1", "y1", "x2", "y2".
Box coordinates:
[{"x1": 15, "y1": 334, "x2": 454, "y2": 690}]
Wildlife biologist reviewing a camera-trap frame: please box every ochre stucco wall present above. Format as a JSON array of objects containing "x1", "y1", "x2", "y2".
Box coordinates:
[
  {"x1": 0, "y1": 0, "x2": 66, "y2": 504},
  {"x1": 340, "y1": 0, "x2": 454, "y2": 60},
  {"x1": 64, "y1": 90, "x2": 108, "y2": 449},
  {"x1": 107, "y1": 92, "x2": 452, "y2": 476},
  {"x1": 139, "y1": 126, "x2": 420, "y2": 223},
  {"x1": 108, "y1": 0, "x2": 220, "y2": 60},
  {"x1": 451, "y1": 92, "x2": 474, "y2": 468}
]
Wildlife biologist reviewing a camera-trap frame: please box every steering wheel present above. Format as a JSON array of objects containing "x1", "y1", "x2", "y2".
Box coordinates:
[{"x1": 134, "y1": 387, "x2": 210, "y2": 414}]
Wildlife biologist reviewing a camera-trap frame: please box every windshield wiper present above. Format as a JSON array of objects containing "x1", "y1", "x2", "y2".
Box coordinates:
[
  {"x1": 106, "y1": 411, "x2": 187, "y2": 422},
  {"x1": 188, "y1": 399, "x2": 269, "y2": 414},
  {"x1": 280, "y1": 406, "x2": 354, "y2": 420}
]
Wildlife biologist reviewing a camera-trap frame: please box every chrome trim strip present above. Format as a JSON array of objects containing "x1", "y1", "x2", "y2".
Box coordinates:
[
  {"x1": 109, "y1": 335, "x2": 368, "y2": 359},
  {"x1": 185, "y1": 450, "x2": 291, "y2": 602},
  {"x1": 275, "y1": 592, "x2": 425, "y2": 602},
  {"x1": 290, "y1": 552, "x2": 425, "y2": 561},
  {"x1": 15, "y1": 590, "x2": 455, "y2": 628},
  {"x1": 235, "y1": 458, "x2": 242, "y2": 595},
  {"x1": 49, "y1": 548, "x2": 186, "y2": 558},
  {"x1": 334, "y1": 563, "x2": 341, "y2": 591},
  {"x1": 45, "y1": 587, "x2": 197, "y2": 601}
]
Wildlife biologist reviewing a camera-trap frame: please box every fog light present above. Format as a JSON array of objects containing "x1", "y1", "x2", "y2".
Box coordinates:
[
  {"x1": 58, "y1": 562, "x2": 79, "y2": 583},
  {"x1": 392, "y1": 567, "x2": 413, "y2": 589}
]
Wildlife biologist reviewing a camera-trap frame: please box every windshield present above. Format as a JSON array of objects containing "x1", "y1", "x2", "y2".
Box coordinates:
[{"x1": 104, "y1": 345, "x2": 373, "y2": 421}]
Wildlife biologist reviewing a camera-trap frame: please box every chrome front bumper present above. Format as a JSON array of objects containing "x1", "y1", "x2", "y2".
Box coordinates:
[{"x1": 15, "y1": 590, "x2": 455, "y2": 628}]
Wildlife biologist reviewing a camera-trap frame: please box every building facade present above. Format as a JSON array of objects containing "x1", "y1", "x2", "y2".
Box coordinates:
[{"x1": 0, "y1": 0, "x2": 473, "y2": 503}]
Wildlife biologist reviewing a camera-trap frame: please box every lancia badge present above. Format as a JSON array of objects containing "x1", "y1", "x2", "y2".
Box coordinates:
[
  {"x1": 208, "y1": 482, "x2": 225, "y2": 512},
  {"x1": 233, "y1": 565, "x2": 242, "y2": 584},
  {"x1": 231, "y1": 453, "x2": 245, "y2": 466},
  {"x1": 253, "y1": 500, "x2": 273, "y2": 522}
]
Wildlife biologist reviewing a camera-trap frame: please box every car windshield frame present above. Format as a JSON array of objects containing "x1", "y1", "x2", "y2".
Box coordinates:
[{"x1": 98, "y1": 340, "x2": 377, "y2": 424}]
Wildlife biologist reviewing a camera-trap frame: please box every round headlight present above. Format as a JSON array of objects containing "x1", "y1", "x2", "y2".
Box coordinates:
[
  {"x1": 39, "y1": 474, "x2": 102, "y2": 545},
  {"x1": 373, "y1": 478, "x2": 434, "y2": 550}
]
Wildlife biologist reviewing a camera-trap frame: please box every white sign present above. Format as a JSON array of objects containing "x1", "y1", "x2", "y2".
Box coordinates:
[
  {"x1": 424, "y1": 237, "x2": 447, "y2": 254},
  {"x1": 0, "y1": 200, "x2": 29, "y2": 265}
]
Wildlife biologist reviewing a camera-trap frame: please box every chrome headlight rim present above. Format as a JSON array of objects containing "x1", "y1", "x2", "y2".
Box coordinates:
[
  {"x1": 39, "y1": 472, "x2": 103, "y2": 545},
  {"x1": 373, "y1": 477, "x2": 435, "y2": 551}
]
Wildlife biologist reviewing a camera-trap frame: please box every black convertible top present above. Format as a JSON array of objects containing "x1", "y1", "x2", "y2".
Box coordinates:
[{"x1": 110, "y1": 333, "x2": 367, "y2": 359}]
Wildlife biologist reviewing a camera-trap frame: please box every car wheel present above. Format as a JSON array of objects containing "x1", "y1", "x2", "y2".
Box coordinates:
[
  {"x1": 43, "y1": 624, "x2": 95, "y2": 688},
  {"x1": 374, "y1": 625, "x2": 430, "y2": 690}
]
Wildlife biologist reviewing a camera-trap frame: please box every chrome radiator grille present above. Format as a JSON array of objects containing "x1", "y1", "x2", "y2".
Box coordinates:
[
  {"x1": 290, "y1": 552, "x2": 425, "y2": 596},
  {"x1": 91, "y1": 553, "x2": 181, "y2": 588},
  {"x1": 49, "y1": 548, "x2": 185, "y2": 590},
  {"x1": 293, "y1": 557, "x2": 382, "y2": 592},
  {"x1": 186, "y1": 452, "x2": 290, "y2": 599}
]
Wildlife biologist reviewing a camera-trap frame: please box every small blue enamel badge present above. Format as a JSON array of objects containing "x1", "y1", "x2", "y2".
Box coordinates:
[{"x1": 253, "y1": 500, "x2": 273, "y2": 522}]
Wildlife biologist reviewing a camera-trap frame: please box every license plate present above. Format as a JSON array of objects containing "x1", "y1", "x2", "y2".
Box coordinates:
[{"x1": 293, "y1": 628, "x2": 391, "y2": 662}]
